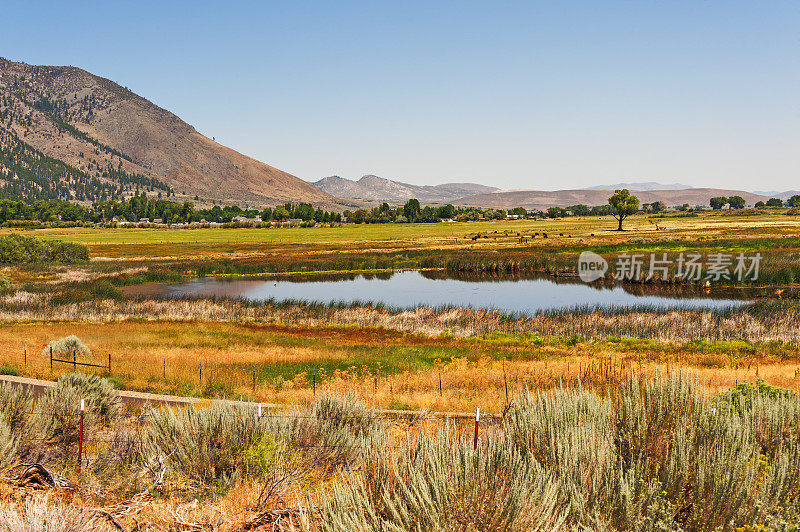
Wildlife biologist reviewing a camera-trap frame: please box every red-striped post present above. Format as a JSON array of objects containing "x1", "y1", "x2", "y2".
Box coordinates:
[
  {"x1": 473, "y1": 407, "x2": 480, "y2": 450},
  {"x1": 78, "y1": 399, "x2": 85, "y2": 474}
]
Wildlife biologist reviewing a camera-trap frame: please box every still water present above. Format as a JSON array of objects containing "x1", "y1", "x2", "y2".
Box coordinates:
[{"x1": 130, "y1": 271, "x2": 752, "y2": 315}]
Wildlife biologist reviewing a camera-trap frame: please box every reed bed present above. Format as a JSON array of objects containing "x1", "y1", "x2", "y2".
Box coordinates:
[{"x1": 3, "y1": 292, "x2": 800, "y2": 343}]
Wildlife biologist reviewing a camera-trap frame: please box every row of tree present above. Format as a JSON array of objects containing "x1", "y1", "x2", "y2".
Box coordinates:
[
  {"x1": 0, "y1": 191, "x2": 796, "y2": 227},
  {"x1": 710, "y1": 195, "x2": 800, "y2": 210},
  {"x1": 0, "y1": 197, "x2": 345, "y2": 224}
]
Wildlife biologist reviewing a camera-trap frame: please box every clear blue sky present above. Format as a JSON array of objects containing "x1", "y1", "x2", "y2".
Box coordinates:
[{"x1": 2, "y1": 1, "x2": 798, "y2": 191}]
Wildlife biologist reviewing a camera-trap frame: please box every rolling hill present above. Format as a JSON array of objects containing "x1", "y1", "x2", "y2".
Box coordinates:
[
  {"x1": 312, "y1": 174, "x2": 498, "y2": 204},
  {"x1": 586, "y1": 182, "x2": 693, "y2": 191},
  {"x1": 0, "y1": 57, "x2": 332, "y2": 206},
  {"x1": 454, "y1": 188, "x2": 772, "y2": 210}
]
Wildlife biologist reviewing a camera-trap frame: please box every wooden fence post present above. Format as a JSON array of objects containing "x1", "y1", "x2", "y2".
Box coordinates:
[
  {"x1": 108, "y1": 354, "x2": 111, "y2": 374},
  {"x1": 24, "y1": 344, "x2": 26, "y2": 366}
]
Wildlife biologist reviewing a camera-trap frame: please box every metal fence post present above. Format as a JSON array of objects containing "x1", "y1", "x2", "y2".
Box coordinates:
[
  {"x1": 108, "y1": 354, "x2": 111, "y2": 374},
  {"x1": 50, "y1": 346, "x2": 53, "y2": 370},
  {"x1": 473, "y1": 407, "x2": 480, "y2": 450},
  {"x1": 503, "y1": 364, "x2": 509, "y2": 405},
  {"x1": 78, "y1": 399, "x2": 85, "y2": 474}
]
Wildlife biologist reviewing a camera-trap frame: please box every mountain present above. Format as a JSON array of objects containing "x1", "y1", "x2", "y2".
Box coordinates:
[
  {"x1": 312, "y1": 174, "x2": 498, "y2": 204},
  {"x1": 455, "y1": 188, "x2": 771, "y2": 210},
  {"x1": 0, "y1": 57, "x2": 332, "y2": 205},
  {"x1": 586, "y1": 182, "x2": 693, "y2": 191},
  {"x1": 753, "y1": 190, "x2": 800, "y2": 201}
]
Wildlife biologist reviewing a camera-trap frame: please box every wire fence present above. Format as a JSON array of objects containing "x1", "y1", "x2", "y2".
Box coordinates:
[{"x1": 7, "y1": 398, "x2": 502, "y2": 476}]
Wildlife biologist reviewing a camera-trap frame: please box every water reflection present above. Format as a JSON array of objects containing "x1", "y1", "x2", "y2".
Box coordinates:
[{"x1": 127, "y1": 270, "x2": 760, "y2": 315}]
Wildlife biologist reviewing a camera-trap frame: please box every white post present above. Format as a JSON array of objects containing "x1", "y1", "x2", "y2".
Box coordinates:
[{"x1": 258, "y1": 403, "x2": 262, "y2": 418}]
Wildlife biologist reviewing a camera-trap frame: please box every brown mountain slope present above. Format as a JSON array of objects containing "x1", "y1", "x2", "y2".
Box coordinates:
[
  {"x1": 0, "y1": 57, "x2": 332, "y2": 205},
  {"x1": 455, "y1": 188, "x2": 771, "y2": 210}
]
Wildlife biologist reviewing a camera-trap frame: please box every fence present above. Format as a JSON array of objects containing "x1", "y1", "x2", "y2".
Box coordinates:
[
  {"x1": 48, "y1": 345, "x2": 112, "y2": 373},
  {"x1": 8, "y1": 398, "x2": 500, "y2": 477},
  {"x1": 7, "y1": 343, "x2": 770, "y2": 416}
]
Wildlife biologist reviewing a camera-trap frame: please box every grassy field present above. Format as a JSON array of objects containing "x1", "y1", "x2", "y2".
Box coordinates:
[
  {"x1": 1, "y1": 319, "x2": 798, "y2": 413},
  {"x1": 4, "y1": 212, "x2": 800, "y2": 260},
  {"x1": 1, "y1": 211, "x2": 799, "y2": 412}
]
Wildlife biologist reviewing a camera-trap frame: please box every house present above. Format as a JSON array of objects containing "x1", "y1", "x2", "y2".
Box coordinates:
[{"x1": 233, "y1": 216, "x2": 262, "y2": 223}]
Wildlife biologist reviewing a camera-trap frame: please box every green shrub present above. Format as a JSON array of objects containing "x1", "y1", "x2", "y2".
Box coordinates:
[
  {"x1": 496, "y1": 372, "x2": 800, "y2": 530},
  {"x1": 0, "y1": 234, "x2": 88, "y2": 264},
  {"x1": 0, "y1": 382, "x2": 33, "y2": 432},
  {"x1": 270, "y1": 392, "x2": 383, "y2": 470},
  {"x1": 716, "y1": 379, "x2": 796, "y2": 410},
  {"x1": 309, "y1": 432, "x2": 564, "y2": 531},
  {"x1": 0, "y1": 416, "x2": 18, "y2": 470},
  {"x1": 0, "y1": 275, "x2": 14, "y2": 295},
  {"x1": 146, "y1": 402, "x2": 261, "y2": 483},
  {"x1": 42, "y1": 335, "x2": 91, "y2": 362},
  {"x1": 35, "y1": 373, "x2": 122, "y2": 457},
  {"x1": 0, "y1": 365, "x2": 19, "y2": 376}
]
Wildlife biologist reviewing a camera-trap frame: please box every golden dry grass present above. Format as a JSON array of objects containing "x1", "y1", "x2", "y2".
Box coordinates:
[{"x1": 1, "y1": 320, "x2": 797, "y2": 413}]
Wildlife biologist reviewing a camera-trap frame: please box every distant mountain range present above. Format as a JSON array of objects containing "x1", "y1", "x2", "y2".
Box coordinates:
[
  {"x1": 0, "y1": 57, "x2": 333, "y2": 206},
  {"x1": 311, "y1": 176, "x2": 789, "y2": 210},
  {"x1": 455, "y1": 188, "x2": 773, "y2": 210},
  {"x1": 753, "y1": 190, "x2": 800, "y2": 201},
  {"x1": 586, "y1": 182, "x2": 693, "y2": 191},
  {"x1": 312, "y1": 175, "x2": 498, "y2": 204}
]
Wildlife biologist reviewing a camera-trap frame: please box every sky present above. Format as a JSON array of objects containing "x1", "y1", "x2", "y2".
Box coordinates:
[{"x1": 2, "y1": 1, "x2": 798, "y2": 191}]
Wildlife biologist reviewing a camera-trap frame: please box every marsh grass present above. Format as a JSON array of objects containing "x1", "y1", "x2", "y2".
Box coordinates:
[{"x1": 0, "y1": 318, "x2": 798, "y2": 412}]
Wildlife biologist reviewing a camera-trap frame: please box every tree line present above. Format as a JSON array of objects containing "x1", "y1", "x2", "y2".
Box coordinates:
[
  {"x1": 0, "y1": 191, "x2": 795, "y2": 228},
  {"x1": 710, "y1": 195, "x2": 800, "y2": 210}
]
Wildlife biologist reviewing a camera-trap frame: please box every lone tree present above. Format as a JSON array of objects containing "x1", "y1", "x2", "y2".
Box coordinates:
[
  {"x1": 608, "y1": 189, "x2": 639, "y2": 231},
  {"x1": 728, "y1": 196, "x2": 746, "y2": 209},
  {"x1": 710, "y1": 196, "x2": 727, "y2": 210},
  {"x1": 788, "y1": 195, "x2": 800, "y2": 208}
]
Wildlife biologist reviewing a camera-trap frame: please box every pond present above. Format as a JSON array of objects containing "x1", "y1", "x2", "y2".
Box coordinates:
[{"x1": 126, "y1": 270, "x2": 757, "y2": 316}]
